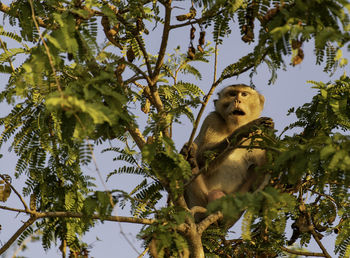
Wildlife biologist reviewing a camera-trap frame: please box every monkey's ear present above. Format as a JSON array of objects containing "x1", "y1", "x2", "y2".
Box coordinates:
[{"x1": 214, "y1": 99, "x2": 218, "y2": 108}]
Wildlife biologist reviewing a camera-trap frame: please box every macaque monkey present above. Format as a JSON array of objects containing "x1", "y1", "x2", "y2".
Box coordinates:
[{"x1": 183, "y1": 84, "x2": 273, "y2": 211}]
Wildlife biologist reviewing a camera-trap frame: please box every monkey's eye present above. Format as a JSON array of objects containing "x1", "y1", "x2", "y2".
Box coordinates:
[
  {"x1": 229, "y1": 91, "x2": 237, "y2": 97},
  {"x1": 241, "y1": 92, "x2": 249, "y2": 97}
]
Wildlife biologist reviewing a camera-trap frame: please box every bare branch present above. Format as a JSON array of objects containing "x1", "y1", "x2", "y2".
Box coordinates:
[
  {"x1": 0, "y1": 216, "x2": 37, "y2": 255},
  {"x1": 152, "y1": 1, "x2": 172, "y2": 81},
  {"x1": 135, "y1": 36, "x2": 153, "y2": 77},
  {"x1": 127, "y1": 125, "x2": 147, "y2": 150},
  {"x1": 281, "y1": 246, "x2": 327, "y2": 257},
  {"x1": 0, "y1": 205, "x2": 27, "y2": 213},
  {"x1": 197, "y1": 211, "x2": 223, "y2": 234},
  {"x1": 310, "y1": 229, "x2": 332, "y2": 258},
  {"x1": 190, "y1": 206, "x2": 207, "y2": 217},
  {"x1": 36, "y1": 211, "x2": 155, "y2": 225},
  {"x1": 137, "y1": 247, "x2": 149, "y2": 258},
  {"x1": 186, "y1": 78, "x2": 222, "y2": 146}
]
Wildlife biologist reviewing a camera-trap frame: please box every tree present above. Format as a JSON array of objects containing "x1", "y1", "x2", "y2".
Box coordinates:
[{"x1": 0, "y1": 0, "x2": 350, "y2": 257}]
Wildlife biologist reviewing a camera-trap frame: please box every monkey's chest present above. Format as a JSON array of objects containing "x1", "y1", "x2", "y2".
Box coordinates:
[{"x1": 204, "y1": 149, "x2": 261, "y2": 194}]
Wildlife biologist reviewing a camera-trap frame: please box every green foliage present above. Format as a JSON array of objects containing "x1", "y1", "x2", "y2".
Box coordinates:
[
  {"x1": 0, "y1": 0, "x2": 349, "y2": 256},
  {"x1": 139, "y1": 207, "x2": 190, "y2": 257}
]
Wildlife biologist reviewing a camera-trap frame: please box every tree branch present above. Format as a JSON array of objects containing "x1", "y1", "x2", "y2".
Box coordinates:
[
  {"x1": 36, "y1": 211, "x2": 155, "y2": 225},
  {"x1": 152, "y1": 1, "x2": 172, "y2": 81},
  {"x1": 0, "y1": 216, "x2": 37, "y2": 255},
  {"x1": 310, "y1": 229, "x2": 332, "y2": 258},
  {"x1": 135, "y1": 36, "x2": 153, "y2": 77},
  {"x1": 190, "y1": 206, "x2": 207, "y2": 217},
  {"x1": 0, "y1": 205, "x2": 27, "y2": 213},
  {"x1": 197, "y1": 211, "x2": 223, "y2": 234},
  {"x1": 186, "y1": 78, "x2": 222, "y2": 146},
  {"x1": 0, "y1": 206, "x2": 155, "y2": 255},
  {"x1": 281, "y1": 246, "x2": 327, "y2": 257},
  {"x1": 127, "y1": 125, "x2": 146, "y2": 150}
]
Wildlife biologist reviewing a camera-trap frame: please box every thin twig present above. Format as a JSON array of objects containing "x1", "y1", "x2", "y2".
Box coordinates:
[
  {"x1": 213, "y1": 43, "x2": 218, "y2": 84},
  {"x1": 281, "y1": 246, "x2": 326, "y2": 257},
  {"x1": 135, "y1": 36, "x2": 153, "y2": 77},
  {"x1": 36, "y1": 211, "x2": 155, "y2": 224},
  {"x1": 187, "y1": 79, "x2": 222, "y2": 146},
  {"x1": 137, "y1": 247, "x2": 149, "y2": 258},
  {"x1": 0, "y1": 205, "x2": 27, "y2": 213},
  {"x1": 0, "y1": 37, "x2": 15, "y2": 72},
  {"x1": 307, "y1": 188, "x2": 337, "y2": 205},
  {"x1": 152, "y1": 1, "x2": 172, "y2": 81}
]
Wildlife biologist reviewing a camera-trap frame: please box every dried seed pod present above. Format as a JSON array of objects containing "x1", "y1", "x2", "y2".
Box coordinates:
[
  {"x1": 197, "y1": 44, "x2": 204, "y2": 53},
  {"x1": 127, "y1": 47, "x2": 135, "y2": 62},
  {"x1": 67, "y1": 52, "x2": 73, "y2": 61},
  {"x1": 291, "y1": 39, "x2": 302, "y2": 49},
  {"x1": 292, "y1": 48, "x2": 304, "y2": 66},
  {"x1": 141, "y1": 99, "x2": 151, "y2": 114},
  {"x1": 189, "y1": 6, "x2": 196, "y2": 18},
  {"x1": 190, "y1": 26, "x2": 196, "y2": 40},
  {"x1": 176, "y1": 14, "x2": 188, "y2": 21},
  {"x1": 0, "y1": 175, "x2": 11, "y2": 202},
  {"x1": 136, "y1": 18, "x2": 144, "y2": 31},
  {"x1": 30, "y1": 193, "x2": 37, "y2": 211},
  {"x1": 109, "y1": 24, "x2": 120, "y2": 36},
  {"x1": 176, "y1": 6, "x2": 197, "y2": 21},
  {"x1": 115, "y1": 58, "x2": 126, "y2": 82},
  {"x1": 198, "y1": 31, "x2": 205, "y2": 45},
  {"x1": 115, "y1": 62, "x2": 126, "y2": 75},
  {"x1": 241, "y1": 28, "x2": 254, "y2": 43},
  {"x1": 187, "y1": 45, "x2": 196, "y2": 60},
  {"x1": 146, "y1": 136, "x2": 155, "y2": 144}
]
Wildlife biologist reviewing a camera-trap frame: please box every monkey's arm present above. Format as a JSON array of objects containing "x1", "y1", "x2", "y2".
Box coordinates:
[
  {"x1": 211, "y1": 117, "x2": 273, "y2": 153},
  {"x1": 197, "y1": 117, "x2": 274, "y2": 168}
]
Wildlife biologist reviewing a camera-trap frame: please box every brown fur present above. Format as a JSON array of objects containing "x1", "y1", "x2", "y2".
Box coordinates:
[{"x1": 184, "y1": 84, "x2": 271, "y2": 210}]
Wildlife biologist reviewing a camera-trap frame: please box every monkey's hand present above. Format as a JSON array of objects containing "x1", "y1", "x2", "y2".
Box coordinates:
[
  {"x1": 180, "y1": 142, "x2": 198, "y2": 170},
  {"x1": 228, "y1": 117, "x2": 274, "y2": 145},
  {"x1": 249, "y1": 117, "x2": 274, "y2": 129}
]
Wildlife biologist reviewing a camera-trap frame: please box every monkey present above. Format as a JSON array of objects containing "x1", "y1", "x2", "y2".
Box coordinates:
[{"x1": 183, "y1": 84, "x2": 274, "y2": 212}]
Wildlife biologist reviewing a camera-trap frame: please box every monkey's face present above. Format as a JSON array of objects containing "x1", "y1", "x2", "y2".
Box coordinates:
[{"x1": 216, "y1": 85, "x2": 264, "y2": 126}]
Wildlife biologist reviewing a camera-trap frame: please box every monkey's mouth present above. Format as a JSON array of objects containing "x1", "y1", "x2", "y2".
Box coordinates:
[{"x1": 231, "y1": 109, "x2": 245, "y2": 116}]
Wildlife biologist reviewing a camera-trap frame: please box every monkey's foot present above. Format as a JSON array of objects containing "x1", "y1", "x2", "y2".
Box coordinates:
[{"x1": 208, "y1": 189, "x2": 226, "y2": 202}]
